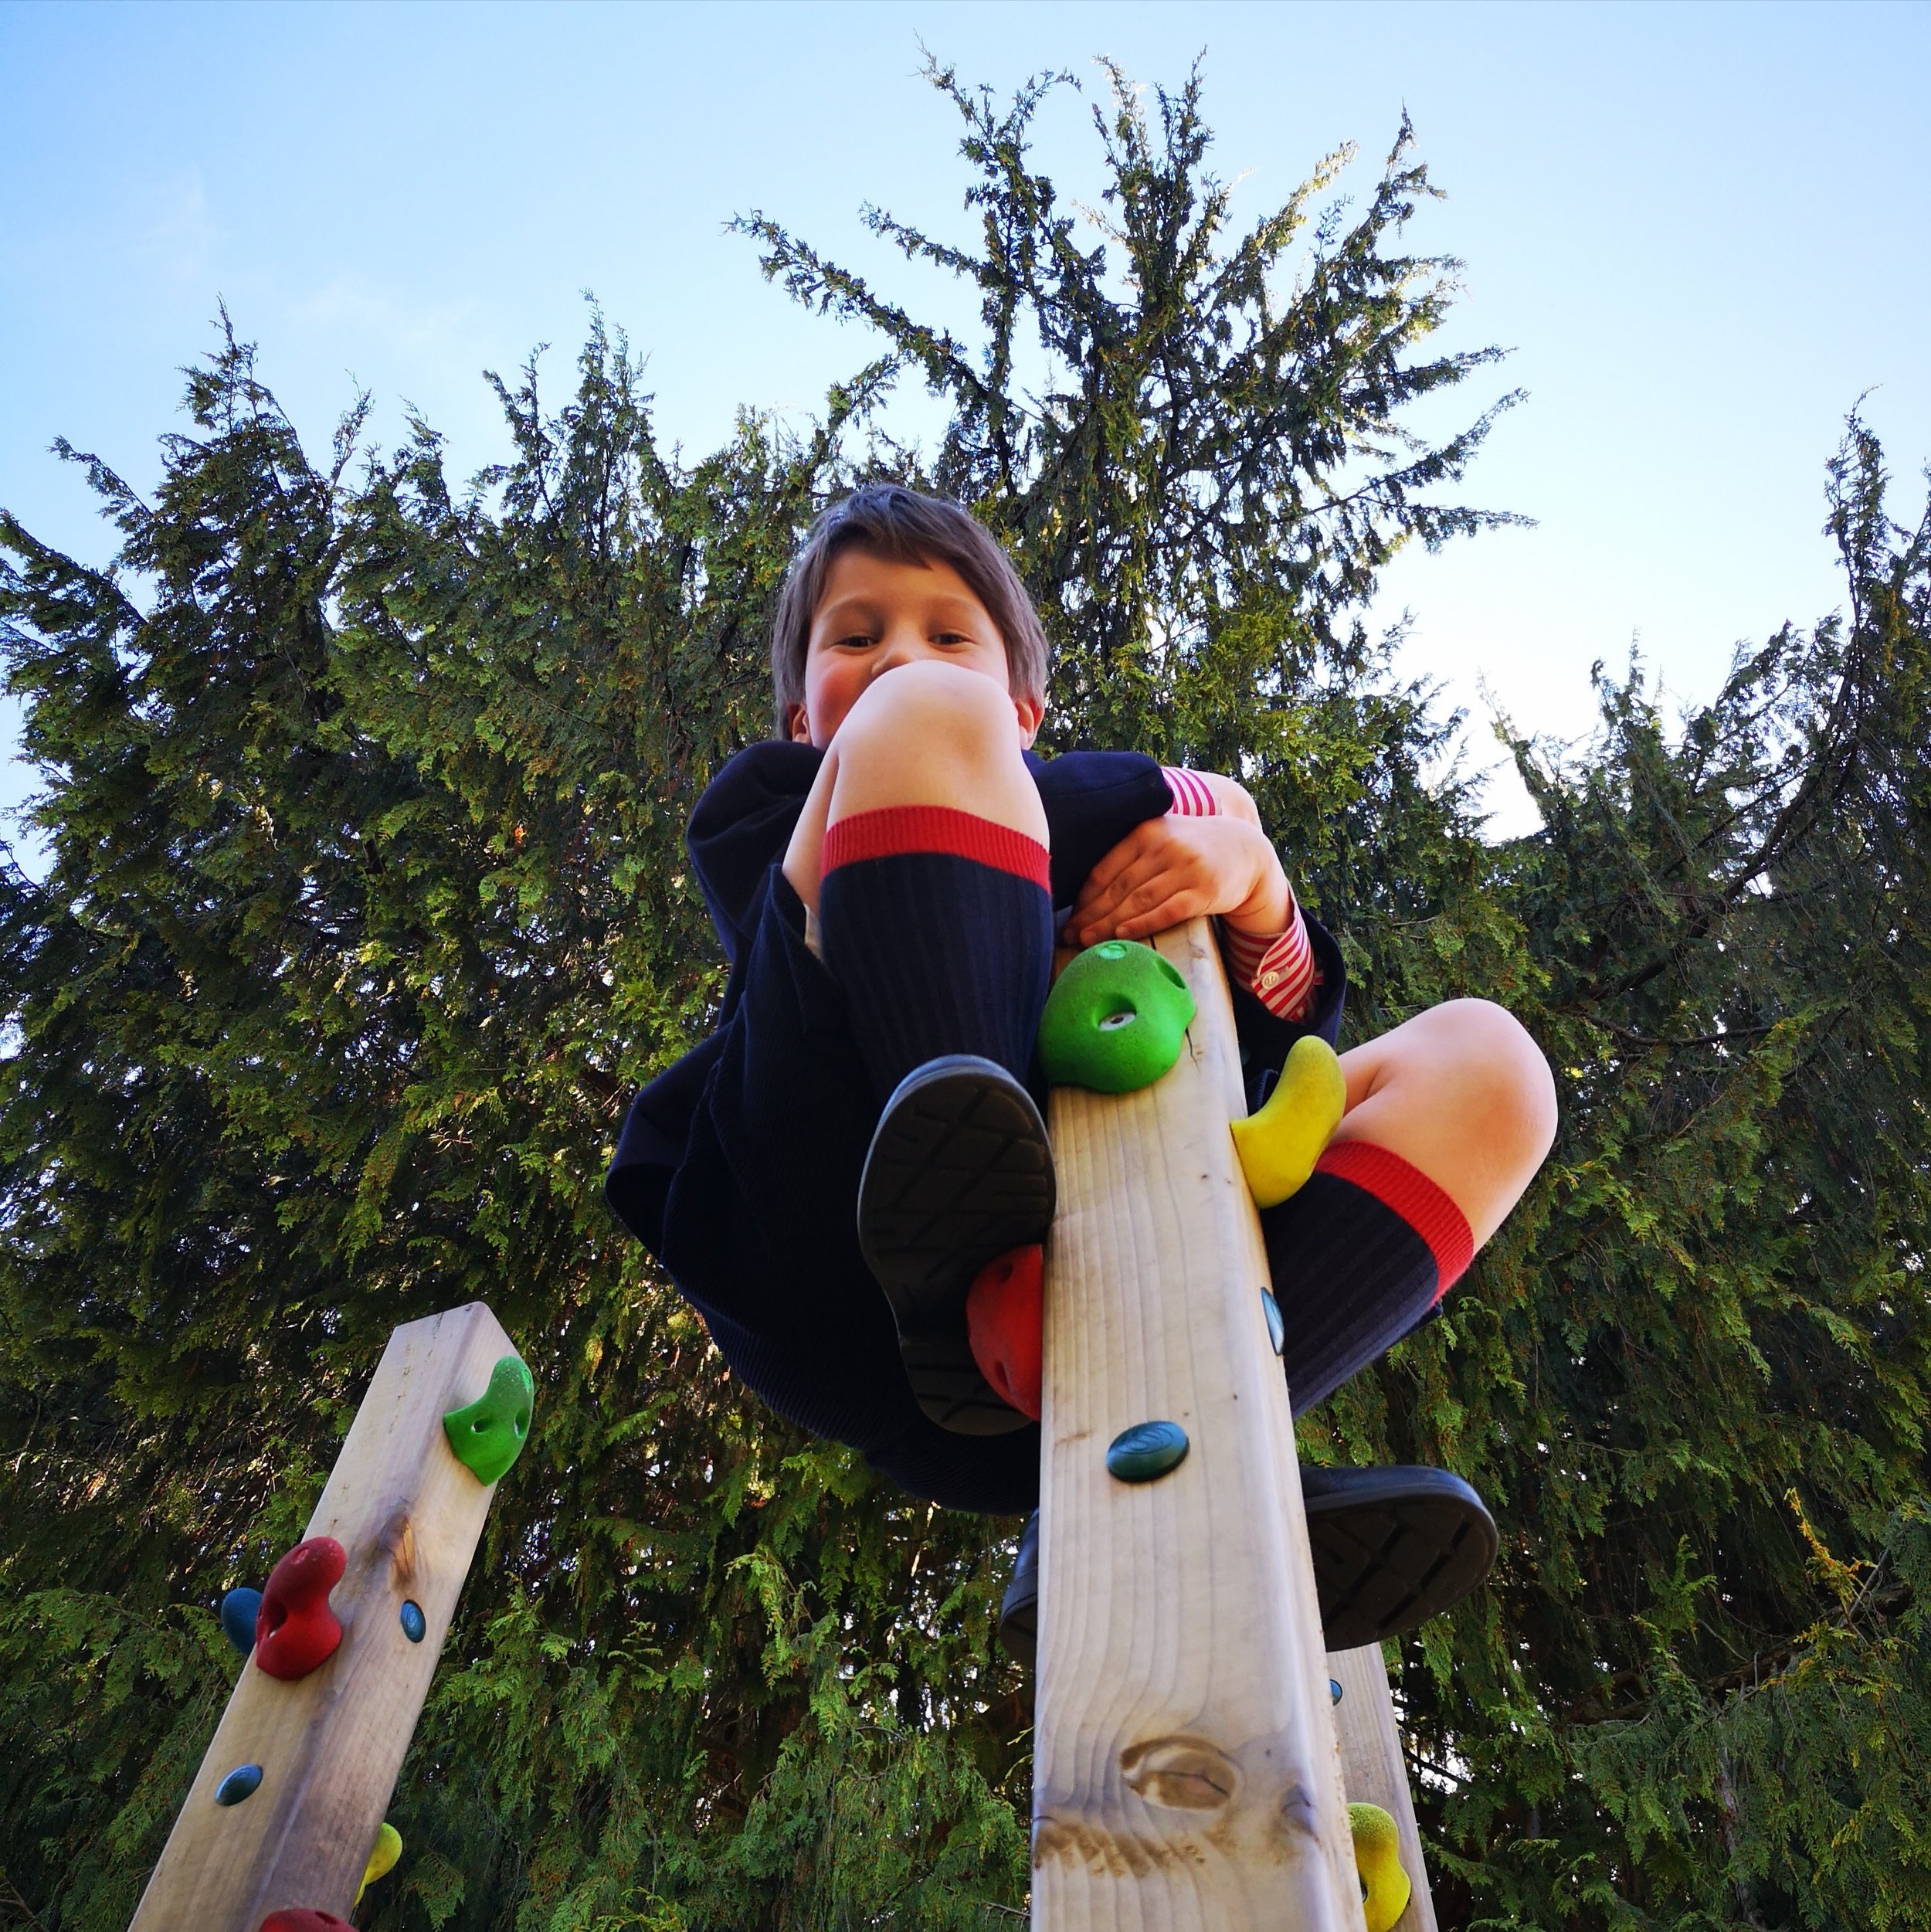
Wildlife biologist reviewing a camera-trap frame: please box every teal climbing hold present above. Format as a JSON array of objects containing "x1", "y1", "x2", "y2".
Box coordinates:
[
  {"x1": 442, "y1": 1353, "x2": 535, "y2": 1486},
  {"x1": 1038, "y1": 940, "x2": 1196, "y2": 1093},
  {"x1": 220, "y1": 1586, "x2": 263, "y2": 1657},
  {"x1": 215, "y1": 1763, "x2": 263, "y2": 1806},
  {"x1": 1261, "y1": 1289, "x2": 1285, "y2": 1356},
  {"x1": 399, "y1": 1600, "x2": 426, "y2": 1643},
  {"x1": 1105, "y1": 1420, "x2": 1190, "y2": 1483}
]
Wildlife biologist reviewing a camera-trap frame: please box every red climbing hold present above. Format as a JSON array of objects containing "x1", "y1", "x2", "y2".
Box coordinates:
[
  {"x1": 966, "y1": 1243, "x2": 1044, "y2": 1421},
  {"x1": 258, "y1": 1913, "x2": 355, "y2": 1932},
  {"x1": 253, "y1": 1536, "x2": 346, "y2": 1682}
]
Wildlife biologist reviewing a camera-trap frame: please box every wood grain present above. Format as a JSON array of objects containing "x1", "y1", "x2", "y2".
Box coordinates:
[
  {"x1": 129, "y1": 1302, "x2": 521, "y2": 1930},
  {"x1": 1033, "y1": 920, "x2": 1363, "y2": 1930},
  {"x1": 1327, "y1": 1644, "x2": 1440, "y2": 1932}
]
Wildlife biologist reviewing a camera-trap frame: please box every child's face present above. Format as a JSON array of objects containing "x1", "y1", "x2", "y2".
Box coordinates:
[{"x1": 789, "y1": 547, "x2": 1044, "y2": 749}]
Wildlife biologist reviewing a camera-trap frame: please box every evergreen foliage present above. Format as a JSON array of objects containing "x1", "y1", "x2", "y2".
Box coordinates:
[{"x1": 2, "y1": 57, "x2": 1928, "y2": 1931}]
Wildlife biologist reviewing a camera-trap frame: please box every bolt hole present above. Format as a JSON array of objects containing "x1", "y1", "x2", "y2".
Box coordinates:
[{"x1": 1098, "y1": 1010, "x2": 1137, "y2": 1030}]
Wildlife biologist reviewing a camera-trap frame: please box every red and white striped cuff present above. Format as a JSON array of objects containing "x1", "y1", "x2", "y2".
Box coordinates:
[
  {"x1": 1220, "y1": 912, "x2": 1320, "y2": 1023},
  {"x1": 1161, "y1": 765, "x2": 1217, "y2": 817},
  {"x1": 1160, "y1": 768, "x2": 1319, "y2": 1023}
]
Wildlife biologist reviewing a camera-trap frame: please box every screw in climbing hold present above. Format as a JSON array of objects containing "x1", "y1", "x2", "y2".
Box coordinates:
[
  {"x1": 1261, "y1": 1289, "x2": 1285, "y2": 1356},
  {"x1": 214, "y1": 1763, "x2": 263, "y2": 1806},
  {"x1": 399, "y1": 1599, "x2": 426, "y2": 1642},
  {"x1": 254, "y1": 1537, "x2": 346, "y2": 1682},
  {"x1": 1105, "y1": 1419, "x2": 1189, "y2": 1482},
  {"x1": 442, "y1": 1353, "x2": 535, "y2": 1486},
  {"x1": 219, "y1": 1585, "x2": 263, "y2": 1658}
]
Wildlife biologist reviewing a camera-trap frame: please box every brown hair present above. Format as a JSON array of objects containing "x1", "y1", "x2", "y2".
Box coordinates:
[{"x1": 770, "y1": 485, "x2": 1050, "y2": 736}]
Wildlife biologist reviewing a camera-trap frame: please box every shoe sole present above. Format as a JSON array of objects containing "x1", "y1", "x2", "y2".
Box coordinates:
[
  {"x1": 997, "y1": 1469, "x2": 1496, "y2": 1665},
  {"x1": 1302, "y1": 1465, "x2": 1498, "y2": 1651},
  {"x1": 859, "y1": 1055, "x2": 1054, "y2": 1437}
]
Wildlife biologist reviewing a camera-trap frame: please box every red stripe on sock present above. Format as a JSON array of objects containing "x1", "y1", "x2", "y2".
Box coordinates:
[
  {"x1": 820, "y1": 806, "x2": 1050, "y2": 889},
  {"x1": 1315, "y1": 1139, "x2": 1475, "y2": 1299}
]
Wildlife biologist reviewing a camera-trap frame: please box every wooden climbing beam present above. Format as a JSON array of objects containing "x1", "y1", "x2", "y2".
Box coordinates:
[
  {"x1": 129, "y1": 1301, "x2": 526, "y2": 1931},
  {"x1": 1033, "y1": 918, "x2": 1361, "y2": 1928},
  {"x1": 1328, "y1": 1643, "x2": 1439, "y2": 1931}
]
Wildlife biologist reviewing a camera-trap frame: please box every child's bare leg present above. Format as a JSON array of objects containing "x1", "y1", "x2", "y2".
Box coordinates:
[
  {"x1": 1332, "y1": 999, "x2": 1557, "y2": 1248},
  {"x1": 783, "y1": 662, "x2": 1047, "y2": 913}
]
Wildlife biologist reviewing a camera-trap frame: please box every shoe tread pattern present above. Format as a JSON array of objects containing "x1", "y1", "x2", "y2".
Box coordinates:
[
  {"x1": 1307, "y1": 1492, "x2": 1496, "y2": 1651},
  {"x1": 860, "y1": 1060, "x2": 1054, "y2": 1438}
]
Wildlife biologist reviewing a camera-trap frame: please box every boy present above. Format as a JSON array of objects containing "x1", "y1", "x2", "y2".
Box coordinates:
[{"x1": 606, "y1": 486, "x2": 1556, "y2": 1652}]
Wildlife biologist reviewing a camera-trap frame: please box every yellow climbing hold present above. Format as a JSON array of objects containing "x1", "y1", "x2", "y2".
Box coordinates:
[
  {"x1": 1349, "y1": 1800, "x2": 1411, "y2": 1932},
  {"x1": 1229, "y1": 1034, "x2": 1346, "y2": 1208},
  {"x1": 355, "y1": 1820, "x2": 402, "y2": 1906}
]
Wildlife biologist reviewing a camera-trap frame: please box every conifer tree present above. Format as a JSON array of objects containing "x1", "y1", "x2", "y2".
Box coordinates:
[{"x1": 2, "y1": 56, "x2": 1928, "y2": 1932}]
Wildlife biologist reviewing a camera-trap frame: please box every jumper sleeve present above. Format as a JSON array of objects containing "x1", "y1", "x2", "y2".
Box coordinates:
[
  {"x1": 606, "y1": 741, "x2": 822, "y2": 1253},
  {"x1": 1027, "y1": 749, "x2": 1174, "y2": 908},
  {"x1": 685, "y1": 739, "x2": 825, "y2": 966}
]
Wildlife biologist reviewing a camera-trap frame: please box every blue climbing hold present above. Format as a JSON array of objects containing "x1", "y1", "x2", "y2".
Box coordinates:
[
  {"x1": 215, "y1": 1763, "x2": 263, "y2": 1806},
  {"x1": 1330, "y1": 1677, "x2": 1344, "y2": 1706},
  {"x1": 399, "y1": 1600, "x2": 426, "y2": 1643},
  {"x1": 1105, "y1": 1420, "x2": 1190, "y2": 1483},
  {"x1": 219, "y1": 1587, "x2": 263, "y2": 1658},
  {"x1": 1261, "y1": 1289, "x2": 1285, "y2": 1356}
]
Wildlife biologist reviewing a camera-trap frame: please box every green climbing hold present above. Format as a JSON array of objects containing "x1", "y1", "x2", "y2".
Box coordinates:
[
  {"x1": 399, "y1": 1600, "x2": 426, "y2": 1642},
  {"x1": 1261, "y1": 1289, "x2": 1285, "y2": 1356},
  {"x1": 1038, "y1": 940, "x2": 1196, "y2": 1093},
  {"x1": 1105, "y1": 1419, "x2": 1190, "y2": 1482},
  {"x1": 215, "y1": 1763, "x2": 263, "y2": 1806},
  {"x1": 442, "y1": 1353, "x2": 535, "y2": 1486}
]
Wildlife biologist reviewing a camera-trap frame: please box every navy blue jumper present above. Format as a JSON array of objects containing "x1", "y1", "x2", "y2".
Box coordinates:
[{"x1": 605, "y1": 740, "x2": 1347, "y2": 1514}]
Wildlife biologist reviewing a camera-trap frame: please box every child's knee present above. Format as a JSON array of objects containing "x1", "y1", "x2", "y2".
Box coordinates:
[
  {"x1": 827, "y1": 663, "x2": 1044, "y2": 830},
  {"x1": 1435, "y1": 998, "x2": 1557, "y2": 1171},
  {"x1": 838, "y1": 660, "x2": 1018, "y2": 761}
]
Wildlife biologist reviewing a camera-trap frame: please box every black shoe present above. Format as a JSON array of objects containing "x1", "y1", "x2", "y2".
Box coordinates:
[
  {"x1": 857, "y1": 1055, "x2": 1055, "y2": 1437},
  {"x1": 1301, "y1": 1463, "x2": 1497, "y2": 1650},
  {"x1": 996, "y1": 1501, "x2": 1042, "y2": 1663},
  {"x1": 996, "y1": 1465, "x2": 1497, "y2": 1665}
]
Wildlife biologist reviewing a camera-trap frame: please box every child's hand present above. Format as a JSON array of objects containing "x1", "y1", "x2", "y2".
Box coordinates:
[{"x1": 1068, "y1": 810, "x2": 1293, "y2": 947}]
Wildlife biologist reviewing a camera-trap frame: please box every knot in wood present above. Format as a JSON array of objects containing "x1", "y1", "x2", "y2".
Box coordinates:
[{"x1": 1119, "y1": 1734, "x2": 1240, "y2": 1812}]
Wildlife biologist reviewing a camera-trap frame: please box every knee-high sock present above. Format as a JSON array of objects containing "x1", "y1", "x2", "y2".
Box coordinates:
[
  {"x1": 1263, "y1": 1139, "x2": 1475, "y2": 1416},
  {"x1": 817, "y1": 806, "x2": 1054, "y2": 1105}
]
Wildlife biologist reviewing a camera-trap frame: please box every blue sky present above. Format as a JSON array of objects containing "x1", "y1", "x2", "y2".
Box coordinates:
[{"x1": 3, "y1": 0, "x2": 1926, "y2": 837}]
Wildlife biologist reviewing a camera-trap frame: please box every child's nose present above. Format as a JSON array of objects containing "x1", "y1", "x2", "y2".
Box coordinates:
[{"x1": 872, "y1": 629, "x2": 933, "y2": 675}]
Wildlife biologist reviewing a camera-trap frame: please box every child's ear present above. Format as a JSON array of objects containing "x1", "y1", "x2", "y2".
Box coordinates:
[
  {"x1": 786, "y1": 703, "x2": 812, "y2": 744},
  {"x1": 1013, "y1": 691, "x2": 1045, "y2": 748}
]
